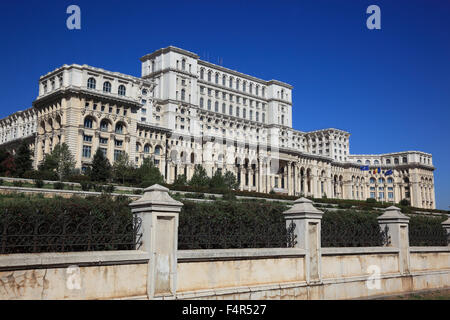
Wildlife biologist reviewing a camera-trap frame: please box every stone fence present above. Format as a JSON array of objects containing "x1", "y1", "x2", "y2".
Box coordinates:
[{"x1": 0, "y1": 184, "x2": 449, "y2": 300}]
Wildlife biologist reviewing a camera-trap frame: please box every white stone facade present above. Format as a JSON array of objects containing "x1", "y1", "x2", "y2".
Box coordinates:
[{"x1": 0, "y1": 46, "x2": 436, "y2": 209}]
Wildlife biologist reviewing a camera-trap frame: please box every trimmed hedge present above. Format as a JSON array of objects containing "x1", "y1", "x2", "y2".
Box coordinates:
[
  {"x1": 321, "y1": 210, "x2": 388, "y2": 247},
  {"x1": 178, "y1": 200, "x2": 290, "y2": 249},
  {"x1": 0, "y1": 194, "x2": 135, "y2": 253},
  {"x1": 408, "y1": 215, "x2": 448, "y2": 246}
]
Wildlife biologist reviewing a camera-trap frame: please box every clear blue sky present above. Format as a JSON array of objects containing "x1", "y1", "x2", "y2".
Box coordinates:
[{"x1": 0, "y1": 0, "x2": 449, "y2": 209}]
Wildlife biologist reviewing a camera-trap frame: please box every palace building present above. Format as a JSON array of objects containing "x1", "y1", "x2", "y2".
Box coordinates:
[{"x1": 0, "y1": 46, "x2": 436, "y2": 209}]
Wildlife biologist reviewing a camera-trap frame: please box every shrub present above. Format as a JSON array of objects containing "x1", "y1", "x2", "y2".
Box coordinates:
[
  {"x1": 12, "y1": 181, "x2": 23, "y2": 187},
  {"x1": 178, "y1": 201, "x2": 290, "y2": 249},
  {"x1": 0, "y1": 179, "x2": 3, "y2": 186},
  {"x1": 366, "y1": 198, "x2": 377, "y2": 204},
  {"x1": 34, "y1": 179, "x2": 44, "y2": 188},
  {"x1": 104, "y1": 184, "x2": 115, "y2": 193},
  {"x1": 0, "y1": 194, "x2": 134, "y2": 253},
  {"x1": 409, "y1": 215, "x2": 447, "y2": 246},
  {"x1": 321, "y1": 210, "x2": 387, "y2": 247},
  {"x1": 67, "y1": 174, "x2": 91, "y2": 184},
  {"x1": 80, "y1": 181, "x2": 92, "y2": 191},
  {"x1": 53, "y1": 182, "x2": 65, "y2": 190},
  {"x1": 23, "y1": 170, "x2": 58, "y2": 181},
  {"x1": 133, "y1": 189, "x2": 143, "y2": 195},
  {"x1": 399, "y1": 199, "x2": 410, "y2": 206},
  {"x1": 93, "y1": 184, "x2": 104, "y2": 193}
]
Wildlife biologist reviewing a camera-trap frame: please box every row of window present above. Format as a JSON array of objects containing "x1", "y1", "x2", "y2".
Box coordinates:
[
  {"x1": 199, "y1": 69, "x2": 266, "y2": 97},
  {"x1": 200, "y1": 87, "x2": 266, "y2": 109},
  {"x1": 87, "y1": 78, "x2": 127, "y2": 96},
  {"x1": 85, "y1": 103, "x2": 128, "y2": 116},
  {"x1": 199, "y1": 99, "x2": 266, "y2": 122},
  {"x1": 84, "y1": 118, "x2": 126, "y2": 134}
]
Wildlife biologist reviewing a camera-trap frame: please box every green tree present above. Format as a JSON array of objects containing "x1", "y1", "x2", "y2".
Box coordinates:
[
  {"x1": 209, "y1": 170, "x2": 226, "y2": 190},
  {"x1": 113, "y1": 152, "x2": 132, "y2": 185},
  {"x1": 90, "y1": 148, "x2": 112, "y2": 182},
  {"x1": 14, "y1": 141, "x2": 33, "y2": 177},
  {"x1": 138, "y1": 157, "x2": 164, "y2": 187},
  {"x1": 38, "y1": 143, "x2": 75, "y2": 181},
  {"x1": 223, "y1": 170, "x2": 239, "y2": 190},
  {"x1": 172, "y1": 174, "x2": 187, "y2": 187},
  {"x1": 188, "y1": 164, "x2": 210, "y2": 188}
]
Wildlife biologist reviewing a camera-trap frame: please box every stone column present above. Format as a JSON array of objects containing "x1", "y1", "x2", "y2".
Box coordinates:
[
  {"x1": 442, "y1": 217, "x2": 450, "y2": 246},
  {"x1": 283, "y1": 198, "x2": 323, "y2": 284},
  {"x1": 377, "y1": 206, "x2": 411, "y2": 275},
  {"x1": 129, "y1": 184, "x2": 183, "y2": 300}
]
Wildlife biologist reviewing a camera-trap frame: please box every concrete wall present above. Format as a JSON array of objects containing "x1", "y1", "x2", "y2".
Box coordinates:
[
  {"x1": 175, "y1": 247, "x2": 450, "y2": 300},
  {"x1": 0, "y1": 251, "x2": 149, "y2": 300},
  {"x1": 0, "y1": 247, "x2": 448, "y2": 300}
]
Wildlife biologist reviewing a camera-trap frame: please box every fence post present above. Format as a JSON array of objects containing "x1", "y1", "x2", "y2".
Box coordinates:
[
  {"x1": 283, "y1": 197, "x2": 323, "y2": 284},
  {"x1": 129, "y1": 184, "x2": 183, "y2": 300},
  {"x1": 442, "y1": 217, "x2": 450, "y2": 246},
  {"x1": 377, "y1": 206, "x2": 411, "y2": 275}
]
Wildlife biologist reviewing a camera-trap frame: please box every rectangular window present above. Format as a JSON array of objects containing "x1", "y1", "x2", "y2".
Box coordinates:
[
  {"x1": 115, "y1": 140, "x2": 123, "y2": 147},
  {"x1": 99, "y1": 137, "x2": 108, "y2": 144},
  {"x1": 114, "y1": 150, "x2": 123, "y2": 161},
  {"x1": 100, "y1": 148, "x2": 107, "y2": 157},
  {"x1": 83, "y1": 135, "x2": 92, "y2": 142},
  {"x1": 82, "y1": 145, "x2": 91, "y2": 158}
]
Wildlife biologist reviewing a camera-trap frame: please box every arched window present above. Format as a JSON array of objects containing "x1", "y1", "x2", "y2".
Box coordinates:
[
  {"x1": 200, "y1": 69, "x2": 204, "y2": 80},
  {"x1": 84, "y1": 117, "x2": 94, "y2": 129},
  {"x1": 357, "y1": 160, "x2": 362, "y2": 164},
  {"x1": 222, "y1": 103, "x2": 226, "y2": 113},
  {"x1": 229, "y1": 77, "x2": 233, "y2": 88},
  {"x1": 256, "y1": 85, "x2": 259, "y2": 96},
  {"x1": 181, "y1": 89, "x2": 185, "y2": 101},
  {"x1": 243, "y1": 81, "x2": 246, "y2": 92},
  {"x1": 229, "y1": 105, "x2": 233, "y2": 115},
  {"x1": 236, "y1": 79, "x2": 240, "y2": 90},
  {"x1": 374, "y1": 160, "x2": 379, "y2": 164},
  {"x1": 207, "y1": 99, "x2": 211, "y2": 110},
  {"x1": 394, "y1": 158, "x2": 399, "y2": 164},
  {"x1": 236, "y1": 106, "x2": 240, "y2": 117},
  {"x1": 87, "y1": 77, "x2": 96, "y2": 89},
  {"x1": 402, "y1": 157, "x2": 407, "y2": 163},
  {"x1": 243, "y1": 108, "x2": 246, "y2": 119},
  {"x1": 118, "y1": 85, "x2": 126, "y2": 96},
  {"x1": 387, "y1": 177, "x2": 393, "y2": 184},
  {"x1": 249, "y1": 83, "x2": 253, "y2": 94},
  {"x1": 215, "y1": 101, "x2": 219, "y2": 112},
  {"x1": 100, "y1": 119, "x2": 109, "y2": 131},
  {"x1": 207, "y1": 71, "x2": 212, "y2": 82},
  {"x1": 370, "y1": 178, "x2": 376, "y2": 184},
  {"x1": 386, "y1": 159, "x2": 391, "y2": 164},
  {"x1": 181, "y1": 59, "x2": 186, "y2": 70},
  {"x1": 365, "y1": 160, "x2": 371, "y2": 165},
  {"x1": 115, "y1": 123, "x2": 124, "y2": 134},
  {"x1": 154, "y1": 146, "x2": 162, "y2": 155},
  {"x1": 144, "y1": 144, "x2": 150, "y2": 153},
  {"x1": 103, "y1": 81, "x2": 111, "y2": 93},
  {"x1": 215, "y1": 73, "x2": 219, "y2": 84},
  {"x1": 199, "y1": 97, "x2": 204, "y2": 108}
]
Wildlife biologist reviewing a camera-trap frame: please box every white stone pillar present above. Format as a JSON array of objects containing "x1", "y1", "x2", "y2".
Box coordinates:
[
  {"x1": 283, "y1": 198, "x2": 323, "y2": 284},
  {"x1": 377, "y1": 206, "x2": 411, "y2": 275},
  {"x1": 129, "y1": 184, "x2": 183, "y2": 299}
]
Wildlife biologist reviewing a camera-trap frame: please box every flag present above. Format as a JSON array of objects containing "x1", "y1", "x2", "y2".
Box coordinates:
[
  {"x1": 377, "y1": 167, "x2": 381, "y2": 174},
  {"x1": 385, "y1": 169, "x2": 393, "y2": 176},
  {"x1": 360, "y1": 165, "x2": 369, "y2": 171},
  {"x1": 373, "y1": 169, "x2": 376, "y2": 174}
]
